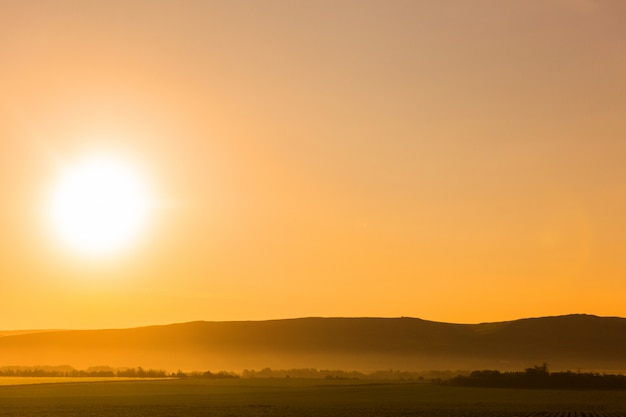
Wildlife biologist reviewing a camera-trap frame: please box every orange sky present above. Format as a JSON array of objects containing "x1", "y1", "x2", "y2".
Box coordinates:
[{"x1": 1, "y1": 1, "x2": 625, "y2": 329}]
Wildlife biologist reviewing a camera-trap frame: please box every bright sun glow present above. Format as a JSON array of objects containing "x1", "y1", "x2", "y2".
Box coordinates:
[{"x1": 49, "y1": 154, "x2": 151, "y2": 256}]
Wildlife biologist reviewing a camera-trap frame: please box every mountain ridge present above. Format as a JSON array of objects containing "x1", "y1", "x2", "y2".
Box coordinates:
[{"x1": 0, "y1": 314, "x2": 624, "y2": 372}]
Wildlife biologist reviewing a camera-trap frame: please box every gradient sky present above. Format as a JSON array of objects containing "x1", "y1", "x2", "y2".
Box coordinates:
[{"x1": 1, "y1": 0, "x2": 625, "y2": 329}]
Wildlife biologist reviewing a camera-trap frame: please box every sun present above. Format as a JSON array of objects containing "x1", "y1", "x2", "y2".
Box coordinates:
[{"x1": 49, "y1": 154, "x2": 151, "y2": 256}]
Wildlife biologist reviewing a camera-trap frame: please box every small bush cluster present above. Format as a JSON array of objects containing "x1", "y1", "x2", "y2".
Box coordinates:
[{"x1": 447, "y1": 363, "x2": 626, "y2": 389}]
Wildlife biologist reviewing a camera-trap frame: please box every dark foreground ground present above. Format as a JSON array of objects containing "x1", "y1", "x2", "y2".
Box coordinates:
[{"x1": 1, "y1": 378, "x2": 626, "y2": 416}]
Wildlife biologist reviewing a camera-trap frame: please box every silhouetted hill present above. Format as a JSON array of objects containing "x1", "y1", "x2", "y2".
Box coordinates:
[
  {"x1": 0, "y1": 329, "x2": 63, "y2": 337},
  {"x1": 0, "y1": 315, "x2": 625, "y2": 372}
]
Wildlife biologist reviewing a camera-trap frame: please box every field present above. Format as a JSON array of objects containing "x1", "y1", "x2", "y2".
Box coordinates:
[{"x1": 1, "y1": 378, "x2": 626, "y2": 416}]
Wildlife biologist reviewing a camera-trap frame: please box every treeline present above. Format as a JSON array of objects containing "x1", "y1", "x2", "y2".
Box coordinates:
[
  {"x1": 173, "y1": 370, "x2": 239, "y2": 379},
  {"x1": 0, "y1": 366, "x2": 464, "y2": 380},
  {"x1": 447, "y1": 363, "x2": 626, "y2": 390},
  {"x1": 0, "y1": 366, "x2": 236, "y2": 379},
  {"x1": 241, "y1": 368, "x2": 462, "y2": 380}
]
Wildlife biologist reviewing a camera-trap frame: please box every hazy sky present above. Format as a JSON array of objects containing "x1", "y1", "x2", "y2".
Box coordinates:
[{"x1": 1, "y1": 0, "x2": 625, "y2": 329}]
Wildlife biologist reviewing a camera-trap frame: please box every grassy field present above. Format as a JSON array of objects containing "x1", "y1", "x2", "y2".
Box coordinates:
[{"x1": 0, "y1": 378, "x2": 626, "y2": 416}]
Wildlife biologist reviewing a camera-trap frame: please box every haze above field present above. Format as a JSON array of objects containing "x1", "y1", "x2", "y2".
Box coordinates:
[
  {"x1": 1, "y1": 315, "x2": 625, "y2": 373},
  {"x1": 1, "y1": 1, "x2": 626, "y2": 329}
]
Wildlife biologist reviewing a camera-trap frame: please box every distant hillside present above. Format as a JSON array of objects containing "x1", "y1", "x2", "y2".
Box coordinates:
[
  {"x1": 0, "y1": 315, "x2": 625, "y2": 372},
  {"x1": 0, "y1": 329, "x2": 64, "y2": 338}
]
